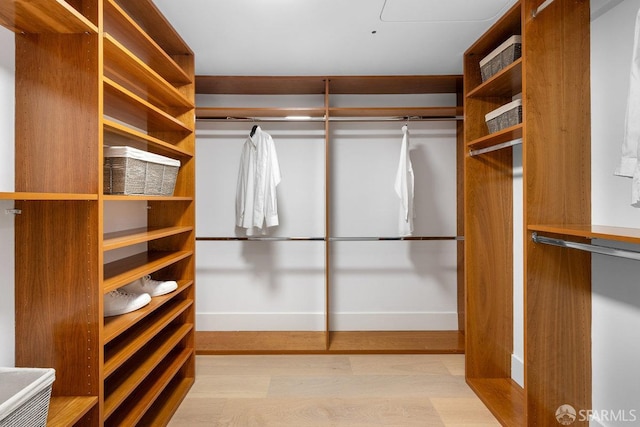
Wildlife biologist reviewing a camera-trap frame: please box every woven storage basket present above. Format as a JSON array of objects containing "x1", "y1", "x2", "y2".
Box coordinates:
[
  {"x1": 104, "y1": 146, "x2": 180, "y2": 196},
  {"x1": 480, "y1": 35, "x2": 522, "y2": 82},
  {"x1": 485, "y1": 99, "x2": 522, "y2": 134},
  {"x1": 0, "y1": 368, "x2": 55, "y2": 427}
]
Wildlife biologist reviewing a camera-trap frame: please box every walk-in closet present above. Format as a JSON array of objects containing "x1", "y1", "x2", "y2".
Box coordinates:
[{"x1": 1, "y1": 0, "x2": 640, "y2": 425}]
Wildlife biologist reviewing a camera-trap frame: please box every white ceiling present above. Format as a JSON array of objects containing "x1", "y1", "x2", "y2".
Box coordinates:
[{"x1": 153, "y1": 0, "x2": 620, "y2": 77}]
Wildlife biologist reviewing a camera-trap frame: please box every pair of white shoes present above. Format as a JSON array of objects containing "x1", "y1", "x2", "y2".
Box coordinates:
[{"x1": 104, "y1": 275, "x2": 178, "y2": 317}]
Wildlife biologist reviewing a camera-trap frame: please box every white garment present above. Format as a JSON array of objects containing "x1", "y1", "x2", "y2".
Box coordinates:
[
  {"x1": 615, "y1": 8, "x2": 640, "y2": 206},
  {"x1": 394, "y1": 125, "x2": 414, "y2": 236},
  {"x1": 236, "y1": 126, "x2": 281, "y2": 233}
]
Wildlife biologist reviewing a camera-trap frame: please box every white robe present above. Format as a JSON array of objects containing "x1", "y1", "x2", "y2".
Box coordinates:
[
  {"x1": 615, "y1": 8, "x2": 640, "y2": 207},
  {"x1": 394, "y1": 125, "x2": 414, "y2": 236}
]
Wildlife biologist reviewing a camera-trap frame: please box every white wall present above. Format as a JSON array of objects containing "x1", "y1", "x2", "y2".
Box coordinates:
[
  {"x1": 592, "y1": 1, "x2": 640, "y2": 425},
  {"x1": 0, "y1": 27, "x2": 15, "y2": 366},
  {"x1": 195, "y1": 94, "x2": 459, "y2": 331}
]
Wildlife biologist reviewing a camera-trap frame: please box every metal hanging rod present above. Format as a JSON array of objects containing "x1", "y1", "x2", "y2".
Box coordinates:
[
  {"x1": 532, "y1": 0, "x2": 555, "y2": 18},
  {"x1": 196, "y1": 116, "x2": 463, "y2": 123},
  {"x1": 469, "y1": 139, "x2": 522, "y2": 157},
  {"x1": 531, "y1": 232, "x2": 640, "y2": 261},
  {"x1": 196, "y1": 236, "x2": 463, "y2": 242}
]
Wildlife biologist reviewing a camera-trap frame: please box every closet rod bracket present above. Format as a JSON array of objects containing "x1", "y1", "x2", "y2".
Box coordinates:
[{"x1": 5, "y1": 209, "x2": 21, "y2": 215}]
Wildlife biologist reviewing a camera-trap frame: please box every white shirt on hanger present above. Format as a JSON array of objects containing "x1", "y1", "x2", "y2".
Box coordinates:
[
  {"x1": 394, "y1": 124, "x2": 414, "y2": 236},
  {"x1": 236, "y1": 126, "x2": 282, "y2": 234}
]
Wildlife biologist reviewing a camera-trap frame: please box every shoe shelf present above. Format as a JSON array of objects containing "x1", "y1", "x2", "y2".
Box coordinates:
[
  {"x1": 104, "y1": 0, "x2": 191, "y2": 86},
  {"x1": 103, "y1": 34, "x2": 193, "y2": 111},
  {"x1": 104, "y1": 280, "x2": 194, "y2": 343},
  {"x1": 106, "y1": 347, "x2": 193, "y2": 426},
  {"x1": 103, "y1": 225, "x2": 194, "y2": 251},
  {"x1": 104, "y1": 323, "x2": 193, "y2": 418},
  {"x1": 104, "y1": 78, "x2": 193, "y2": 134},
  {"x1": 138, "y1": 376, "x2": 195, "y2": 426},
  {"x1": 0, "y1": 0, "x2": 98, "y2": 34},
  {"x1": 104, "y1": 298, "x2": 193, "y2": 377},
  {"x1": 103, "y1": 250, "x2": 193, "y2": 293}
]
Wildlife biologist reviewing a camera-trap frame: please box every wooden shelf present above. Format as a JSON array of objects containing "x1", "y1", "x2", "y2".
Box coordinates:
[
  {"x1": 104, "y1": 226, "x2": 193, "y2": 251},
  {"x1": 466, "y1": 378, "x2": 525, "y2": 426},
  {"x1": 103, "y1": 34, "x2": 193, "y2": 110},
  {"x1": 104, "y1": 324, "x2": 192, "y2": 418},
  {"x1": 105, "y1": 348, "x2": 192, "y2": 426},
  {"x1": 47, "y1": 396, "x2": 98, "y2": 427},
  {"x1": 138, "y1": 377, "x2": 195, "y2": 426},
  {"x1": 329, "y1": 106, "x2": 462, "y2": 118},
  {"x1": 104, "y1": 281, "x2": 193, "y2": 344},
  {"x1": 103, "y1": 119, "x2": 194, "y2": 157},
  {"x1": 103, "y1": 194, "x2": 193, "y2": 202},
  {"x1": 0, "y1": 192, "x2": 97, "y2": 201},
  {"x1": 467, "y1": 59, "x2": 522, "y2": 99},
  {"x1": 196, "y1": 107, "x2": 326, "y2": 119},
  {"x1": 0, "y1": 0, "x2": 98, "y2": 34},
  {"x1": 112, "y1": 0, "x2": 193, "y2": 56},
  {"x1": 467, "y1": 124, "x2": 523, "y2": 152},
  {"x1": 529, "y1": 224, "x2": 640, "y2": 245},
  {"x1": 103, "y1": 250, "x2": 193, "y2": 293},
  {"x1": 196, "y1": 331, "x2": 464, "y2": 354},
  {"x1": 104, "y1": 0, "x2": 191, "y2": 85},
  {"x1": 195, "y1": 75, "x2": 463, "y2": 95},
  {"x1": 104, "y1": 78, "x2": 192, "y2": 134},
  {"x1": 104, "y1": 299, "x2": 193, "y2": 377}
]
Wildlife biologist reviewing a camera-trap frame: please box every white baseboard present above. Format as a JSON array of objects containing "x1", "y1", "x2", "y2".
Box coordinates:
[
  {"x1": 196, "y1": 311, "x2": 459, "y2": 331},
  {"x1": 511, "y1": 353, "x2": 524, "y2": 388}
]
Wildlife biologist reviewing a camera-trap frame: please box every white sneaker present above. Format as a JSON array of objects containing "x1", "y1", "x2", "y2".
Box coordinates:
[
  {"x1": 121, "y1": 275, "x2": 178, "y2": 297},
  {"x1": 104, "y1": 289, "x2": 151, "y2": 317}
]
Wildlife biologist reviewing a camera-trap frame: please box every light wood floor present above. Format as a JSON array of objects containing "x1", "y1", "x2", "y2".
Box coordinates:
[{"x1": 168, "y1": 354, "x2": 500, "y2": 426}]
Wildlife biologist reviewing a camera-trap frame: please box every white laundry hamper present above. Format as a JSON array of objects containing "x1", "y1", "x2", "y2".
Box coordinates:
[{"x1": 0, "y1": 368, "x2": 55, "y2": 427}]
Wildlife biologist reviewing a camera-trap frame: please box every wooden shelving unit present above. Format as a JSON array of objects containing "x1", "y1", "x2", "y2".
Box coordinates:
[
  {"x1": 464, "y1": 1, "x2": 592, "y2": 425},
  {"x1": 4, "y1": 0, "x2": 195, "y2": 425},
  {"x1": 194, "y1": 75, "x2": 465, "y2": 354}
]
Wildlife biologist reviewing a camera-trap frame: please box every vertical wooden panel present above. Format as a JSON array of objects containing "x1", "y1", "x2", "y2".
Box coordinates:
[
  {"x1": 15, "y1": 33, "x2": 99, "y2": 194},
  {"x1": 523, "y1": 0, "x2": 591, "y2": 424},
  {"x1": 15, "y1": 201, "x2": 100, "y2": 397}
]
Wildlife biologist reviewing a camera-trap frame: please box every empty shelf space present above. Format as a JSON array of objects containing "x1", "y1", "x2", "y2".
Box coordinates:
[
  {"x1": 467, "y1": 124, "x2": 523, "y2": 153},
  {"x1": 529, "y1": 224, "x2": 640, "y2": 245},
  {"x1": 328, "y1": 331, "x2": 464, "y2": 354},
  {"x1": 104, "y1": 281, "x2": 193, "y2": 344},
  {"x1": 104, "y1": 119, "x2": 194, "y2": 157},
  {"x1": 104, "y1": 324, "x2": 193, "y2": 418},
  {"x1": 104, "y1": 299, "x2": 194, "y2": 377},
  {"x1": 196, "y1": 331, "x2": 464, "y2": 354},
  {"x1": 0, "y1": 0, "x2": 98, "y2": 34},
  {"x1": 137, "y1": 376, "x2": 195, "y2": 426},
  {"x1": 104, "y1": 0, "x2": 191, "y2": 85},
  {"x1": 103, "y1": 251, "x2": 193, "y2": 293},
  {"x1": 104, "y1": 226, "x2": 193, "y2": 251},
  {"x1": 466, "y1": 378, "x2": 525, "y2": 427},
  {"x1": 104, "y1": 78, "x2": 192, "y2": 134},
  {"x1": 47, "y1": 396, "x2": 98, "y2": 427},
  {"x1": 103, "y1": 34, "x2": 193, "y2": 110}
]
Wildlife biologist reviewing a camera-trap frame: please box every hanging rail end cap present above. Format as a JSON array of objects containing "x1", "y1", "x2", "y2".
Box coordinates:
[{"x1": 531, "y1": 232, "x2": 538, "y2": 242}]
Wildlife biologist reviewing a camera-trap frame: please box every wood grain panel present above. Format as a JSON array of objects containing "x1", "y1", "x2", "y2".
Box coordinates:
[
  {"x1": 15, "y1": 201, "x2": 100, "y2": 397},
  {"x1": 523, "y1": 0, "x2": 591, "y2": 424},
  {"x1": 15, "y1": 34, "x2": 100, "y2": 194}
]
